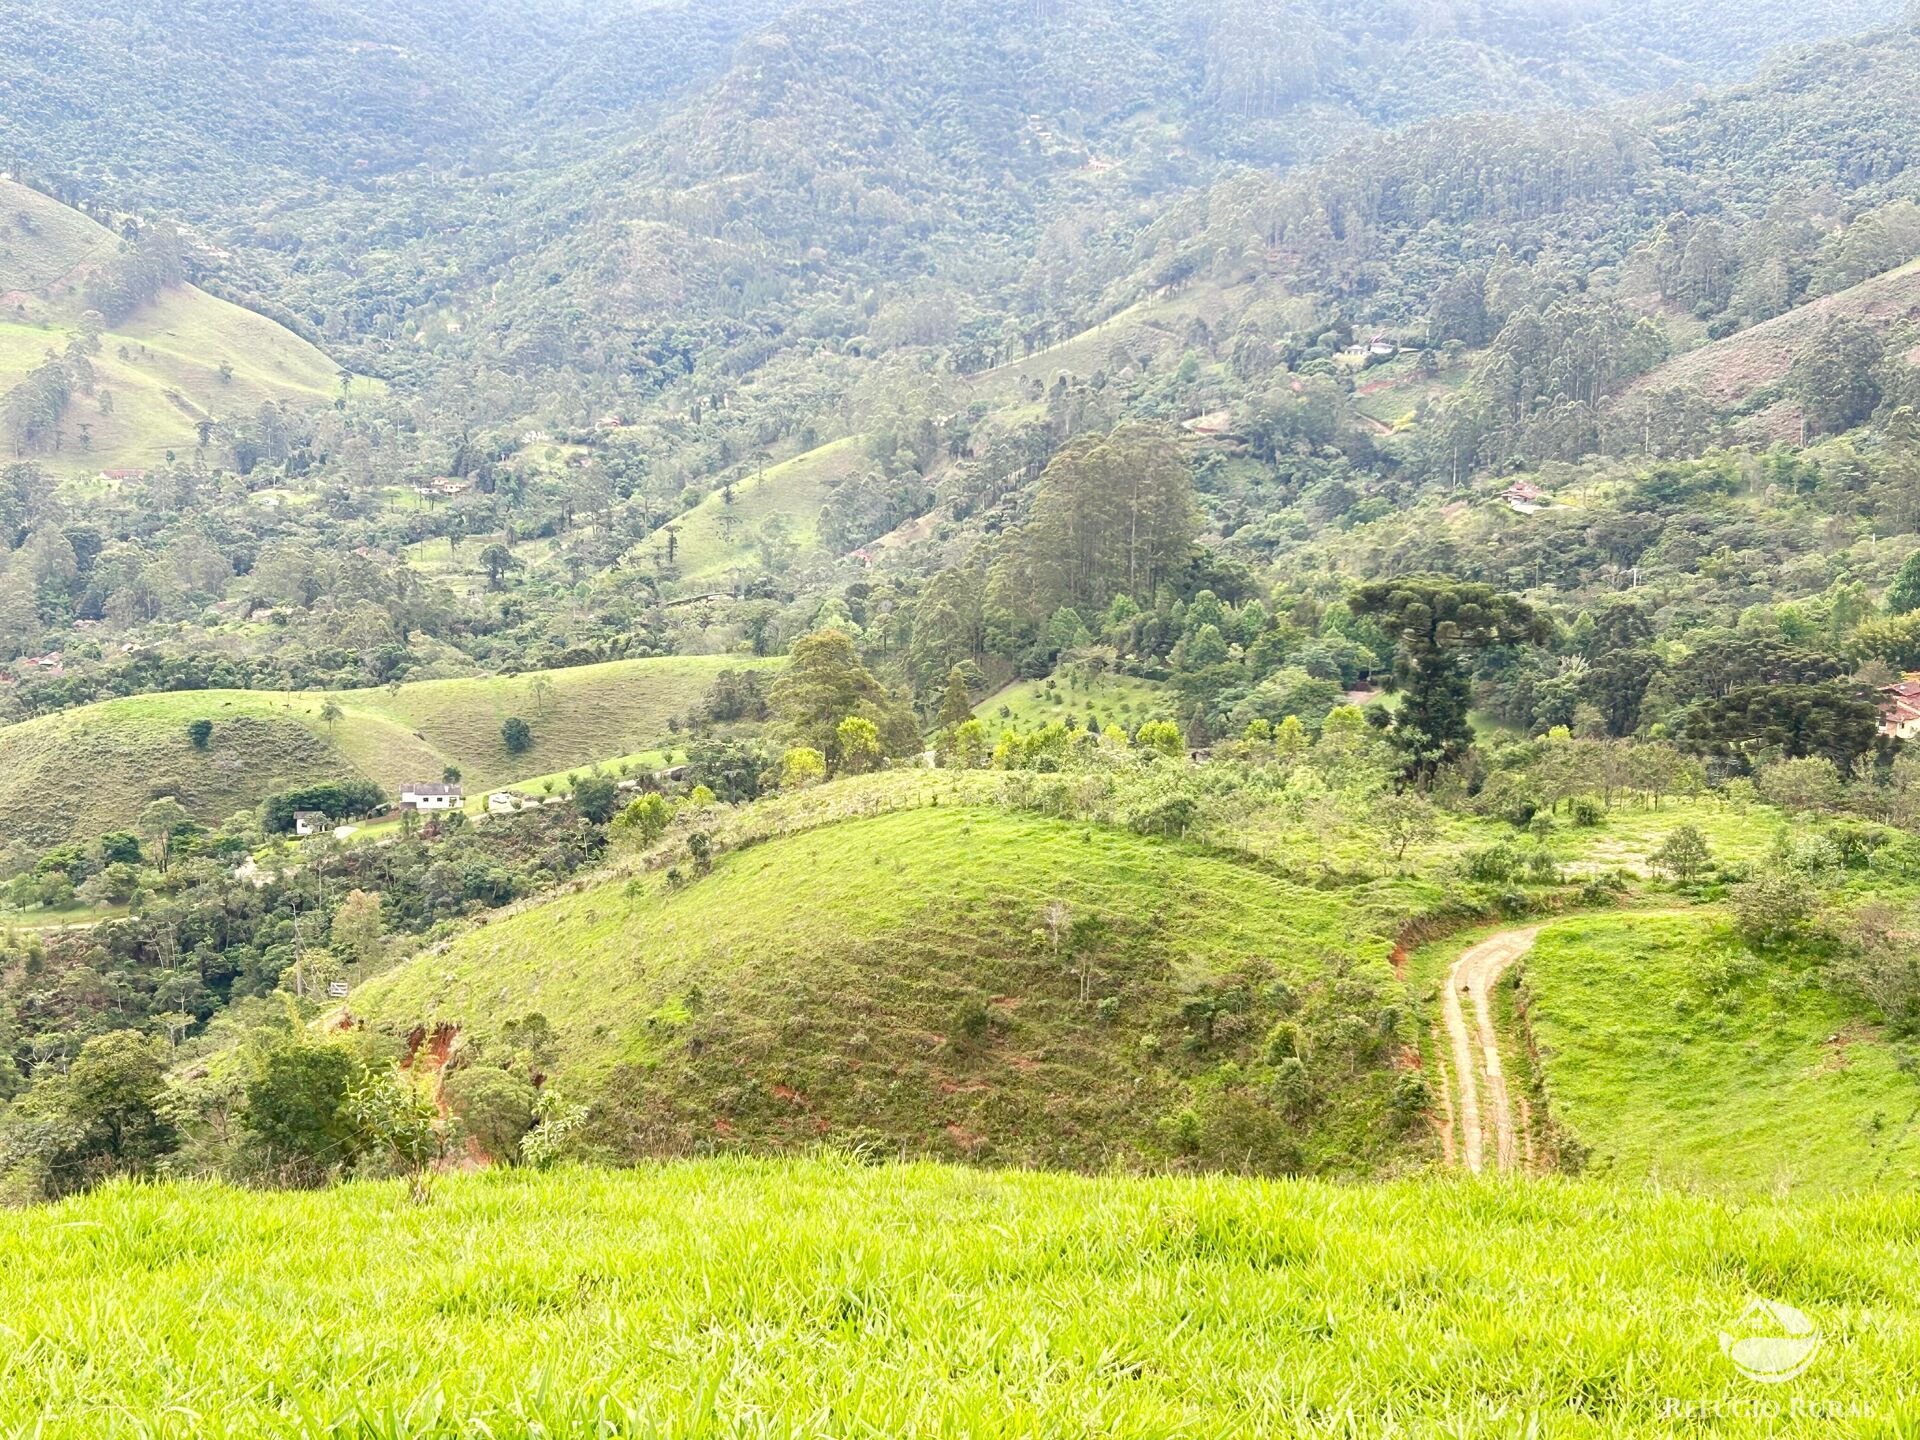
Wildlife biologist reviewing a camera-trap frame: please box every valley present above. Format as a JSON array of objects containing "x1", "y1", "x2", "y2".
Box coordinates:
[{"x1": 1, "y1": 0, "x2": 1920, "y2": 1431}]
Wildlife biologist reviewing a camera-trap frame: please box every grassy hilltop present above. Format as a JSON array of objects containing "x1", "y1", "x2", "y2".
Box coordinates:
[
  {"x1": 352, "y1": 800, "x2": 1422, "y2": 1176},
  {"x1": 5, "y1": 1160, "x2": 1918, "y2": 1437},
  {"x1": 0, "y1": 179, "x2": 369, "y2": 475},
  {"x1": 0, "y1": 654, "x2": 776, "y2": 846}
]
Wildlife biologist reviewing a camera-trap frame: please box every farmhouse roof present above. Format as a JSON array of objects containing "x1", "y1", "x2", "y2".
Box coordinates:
[{"x1": 401, "y1": 781, "x2": 463, "y2": 797}]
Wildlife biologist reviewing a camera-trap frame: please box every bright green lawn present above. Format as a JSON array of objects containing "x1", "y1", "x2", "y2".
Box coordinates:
[
  {"x1": 1556, "y1": 799, "x2": 1786, "y2": 876},
  {"x1": 5, "y1": 1159, "x2": 1919, "y2": 1437},
  {"x1": 1522, "y1": 913, "x2": 1920, "y2": 1190}
]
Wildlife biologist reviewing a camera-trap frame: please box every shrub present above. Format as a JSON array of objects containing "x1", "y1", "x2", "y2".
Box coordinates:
[
  {"x1": 501, "y1": 717, "x2": 533, "y2": 754},
  {"x1": 442, "y1": 1066, "x2": 538, "y2": 1164},
  {"x1": 1568, "y1": 796, "x2": 1605, "y2": 827},
  {"x1": 779, "y1": 746, "x2": 827, "y2": 789},
  {"x1": 572, "y1": 773, "x2": 619, "y2": 825},
  {"x1": 1650, "y1": 825, "x2": 1712, "y2": 883},
  {"x1": 1834, "y1": 903, "x2": 1920, "y2": 1035},
  {"x1": 613, "y1": 793, "x2": 672, "y2": 847},
  {"x1": 186, "y1": 718, "x2": 214, "y2": 750},
  {"x1": 1730, "y1": 872, "x2": 1820, "y2": 949},
  {"x1": 1269, "y1": 1057, "x2": 1313, "y2": 1114},
  {"x1": 1463, "y1": 845, "x2": 1516, "y2": 883},
  {"x1": 1135, "y1": 720, "x2": 1183, "y2": 757},
  {"x1": 1390, "y1": 1069, "x2": 1433, "y2": 1127}
]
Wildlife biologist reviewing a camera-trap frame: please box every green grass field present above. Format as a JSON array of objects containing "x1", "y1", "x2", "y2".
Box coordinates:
[
  {"x1": 1520, "y1": 913, "x2": 1920, "y2": 1190},
  {"x1": 637, "y1": 436, "x2": 865, "y2": 585},
  {"x1": 352, "y1": 802, "x2": 1411, "y2": 1174},
  {"x1": 4, "y1": 1159, "x2": 1917, "y2": 1437},
  {"x1": 0, "y1": 179, "x2": 366, "y2": 475},
  {"x1": 1348, "y1": 351, "x2": 1469, "y2": 430},
  {"x1": 0, "y1": 656, "x2": 775, "y2": 847}
]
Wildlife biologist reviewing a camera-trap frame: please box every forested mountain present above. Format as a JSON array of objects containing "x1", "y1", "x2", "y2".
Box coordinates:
[
  {"x1": 1, "y1": 0, "x2": 1902, "y2": 390},
  {"x1": 0, "y1": 0, "x2": 803, "y2": 206}
]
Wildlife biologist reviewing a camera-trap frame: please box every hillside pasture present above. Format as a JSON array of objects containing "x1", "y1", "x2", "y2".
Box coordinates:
[
  {"x1": 0, "y1": 179, "x2": 364, "y2": 475},
  {"x1": 638, "y1": 436, "x2": 866, "y2": 585},
  {"x1": 0, "y1": 656, "x2": 775, "y2": 847},
  {"x1": 351, "y1": 802, "x2": 1412, "y2": 1175},
  {"x1": 1521, "y1": 912, "x2": 1920, "y2": 1190},
  {"x1": 1622, "y1": 258, "x2": 1920, "y2": 442},
  {"x1": 974, "y1": 671, "x2": 1172, "y2": 740}
]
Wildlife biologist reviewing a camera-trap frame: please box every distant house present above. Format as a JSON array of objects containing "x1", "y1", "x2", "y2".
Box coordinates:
[
  {"x1": 293, "y1": 810, "x2": 330, "y2": 837},
  {"x1": 487, "y1": 790, "x2": 528, "y2": 815},
  {"x1": 1368, "y1": 332, "x2": 1396, "y2": 357},
  {"x1": 1879, "y1": 678, "x2": 1920, "y2": 740},
  {"x1": 1500, "y1": 480, "x2": 1550, "y2": 515},
  {"x1": 400, "y1": 781, "x2": 463, "y2": 811}
]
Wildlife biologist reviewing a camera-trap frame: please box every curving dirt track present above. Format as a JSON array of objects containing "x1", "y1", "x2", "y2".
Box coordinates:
[{"x1": 1441, "y1": 927, "x2": 1540, "y2": 1174}]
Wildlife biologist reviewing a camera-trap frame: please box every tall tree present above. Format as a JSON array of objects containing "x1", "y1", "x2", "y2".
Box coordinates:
[
  {"x1": 1352, "y1": 578, "x2": 1548, "y2": 784},
  {"x1": 999, "y1": 423, "x2": 1195, "y2": 627},
  {"x1": 770, "y1": 629, "x2": 918, "y2": 766}
]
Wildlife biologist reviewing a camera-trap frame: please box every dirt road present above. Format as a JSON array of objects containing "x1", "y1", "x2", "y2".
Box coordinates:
[{"x1": 1441, "y1": 927, "x2": 1540, "y2": 1174}]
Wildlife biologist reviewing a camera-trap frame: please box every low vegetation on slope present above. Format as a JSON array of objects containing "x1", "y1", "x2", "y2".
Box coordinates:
[
  {"x1": 6, "y1": 1159, "x2": 1917, "y2": 1436},
  {"x1": 1520, "y1": 913, "x2": 1920, "y2": 1189},
  {"x1": 0, "y1": 179, "x2": 363, "y2": 474},
  {"x1": 351, "y1": 803, "x2": 1426, "y2": 1175},
  {"x1": 1622, "y1": 257, "x2": 1920, "y2": 442},
  {"x1": 0, "y1": 655, "x2": 773, "y2": 846},
  {"x1": 635, "y1": 436, "x2": 868, "y2": 586},
  {"x1": 0, "y1": 691, "x2": 367, "y2": 848}
]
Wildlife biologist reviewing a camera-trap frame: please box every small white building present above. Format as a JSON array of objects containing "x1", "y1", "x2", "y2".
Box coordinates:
[
  {"x1": 400, "y1": 781, "x2": 463, "y2": 812},
  {"x1": 293, "y1": 810, "x2": 329, "y2": 837}
]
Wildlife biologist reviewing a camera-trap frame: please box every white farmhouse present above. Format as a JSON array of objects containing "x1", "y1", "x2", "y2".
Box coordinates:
[
  {"x1": 293, "y1": 810, "x2": 330, "y2": 837},
  {"x1": 400, "y1": 781, "x2": 463, "y2": 812}
]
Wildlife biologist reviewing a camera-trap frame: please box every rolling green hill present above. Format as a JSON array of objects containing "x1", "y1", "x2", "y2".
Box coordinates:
[
  {"x1": 0, "y1": 178, "x2": 366, "y2": 475},
  {"x1": 1519, "y1": 913, "x2": 1920, "y2": 1190},
  {"x1": 637, "y1": 435, "x2": 868, "y2": 586},
  {"x1": 7, "y1": 1160, "x2": 1918, "y2": 1435},
  {"x1": 351, "y1": 802, "x2": 1419, "y2": 1175},
  {"x1": 0, "y1": 654, "x2": 774, "y2": 847}
]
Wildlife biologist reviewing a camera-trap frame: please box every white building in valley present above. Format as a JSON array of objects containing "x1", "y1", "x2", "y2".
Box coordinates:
[{"x1": 399, "y1": 781, "x2": 463, "y2": 812}]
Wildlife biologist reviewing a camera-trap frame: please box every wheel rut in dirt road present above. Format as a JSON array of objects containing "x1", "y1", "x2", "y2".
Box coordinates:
[{"x1": 1441, "y1": 927, "x2": 1540, "y2": 1174}]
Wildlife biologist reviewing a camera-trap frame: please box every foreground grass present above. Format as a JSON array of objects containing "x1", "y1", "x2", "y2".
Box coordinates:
[
  {"x1": 1521, "y1": 913, "x2": 1920, "y2": 1190},
  {"x1": 3, "y1": 1158, "x2": 1917, "y2": 1437}
]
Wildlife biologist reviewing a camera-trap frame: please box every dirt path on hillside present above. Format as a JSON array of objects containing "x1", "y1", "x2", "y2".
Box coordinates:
[{"x1": 1442, "y1": 927, "x2": 1540, "y2": 1174}]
